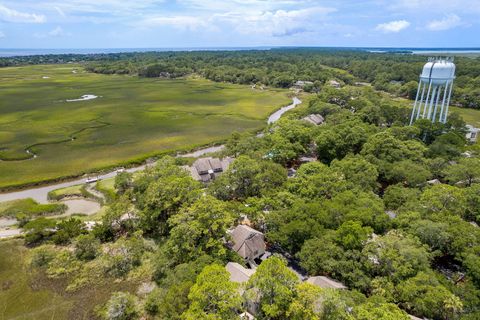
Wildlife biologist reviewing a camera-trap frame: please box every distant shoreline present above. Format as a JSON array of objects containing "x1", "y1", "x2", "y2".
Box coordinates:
[{"x1": 1, "y1": 47, "x2": 480, "y2": 58}]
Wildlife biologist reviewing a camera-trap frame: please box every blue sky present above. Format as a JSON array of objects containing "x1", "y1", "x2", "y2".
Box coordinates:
[{"x1": 0, "y1": 0, "x2": 479, "y2": 48}]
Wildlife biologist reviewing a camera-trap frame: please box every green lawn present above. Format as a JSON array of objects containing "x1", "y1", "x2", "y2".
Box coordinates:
[
  {"x1": 450, "y1": 106, "x2": 480, "y2": 127},
  {"x1": 0, "y1": 64, "x2": 290, "y2": 189}
]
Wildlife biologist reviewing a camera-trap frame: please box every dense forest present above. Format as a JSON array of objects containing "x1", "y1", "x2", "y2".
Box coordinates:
[
  {"x1": 2, "y1": 48, "x2": 479, "y2": 108},
  {"x1": 18, "y1": 84, "x2": 480, "y2": 319}
]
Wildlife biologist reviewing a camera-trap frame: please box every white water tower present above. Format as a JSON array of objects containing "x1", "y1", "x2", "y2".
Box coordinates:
[{"x1": 410, "y1": 57, "x2": 455, "y2": 125}]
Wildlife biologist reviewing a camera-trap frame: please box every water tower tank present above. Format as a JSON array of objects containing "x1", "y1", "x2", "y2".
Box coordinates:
[{"x1": 410, "y1": 57, "x2": 455, "y2": 125}]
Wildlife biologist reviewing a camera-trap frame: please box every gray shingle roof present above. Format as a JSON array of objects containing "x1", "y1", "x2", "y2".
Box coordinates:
[
  {"x1": 226, "y1": 262, "x2": 256, "y2": 283},
  {"x1": 306, "y1": 276, "x2": 347, "y2": 289},
  {"x1": 302, "y1": 114, "x2": 324, "y2": 126},
  {"x1": 231, "y1": 225, "x2": 266, "y2": 260},
  {"x1": 187, "y1": 157, "x2": 234, "y2": 183}
]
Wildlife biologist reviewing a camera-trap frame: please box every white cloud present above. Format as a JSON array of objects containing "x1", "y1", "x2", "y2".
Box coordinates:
[
  {"x1": 0, "y1": 31, "x2": 5, "y2": 38},
  {"x1": 54, "y1": 6, "x2": 66, "y2": 17},
  {"x1": 0, "y1": 4, "x2": 46, "y2": 23},
  {"x1": 375, "y1": 20, "x2": 410, "y2": 33},
  {"x1": 217, "y1": 6, "x2": 336, "y2": 37},
  {"x1": 178, "y1": 0, "x2": 309, "y2": 12},
  {"x1": 135, "y1": 5, "x2": 336, "y2": 37},
  {"x1": 46, "y1": 0, "x2": 166, "y2": 15},
  {"x1": 49, "y1": 26, "x2": 68, "y2": 36},
  {"x1": 427, "y1": 14, "x2": 462, "y2": 31},
  {"x1": 34, "y1": 26, "x2": 71, "y2": 38},
  {"x1": 389, "y1": 0, "x2": 480, "y2": 14},
  {"x1": 138, "y1": 16, "x2": 208, "y2": 31}
]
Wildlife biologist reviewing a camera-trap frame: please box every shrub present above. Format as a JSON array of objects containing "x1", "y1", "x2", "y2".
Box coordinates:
[
  {"x1": 103, "y1": 292, "x2": 139, "y2": 320},
  {"x1": 29, "y1": 245, "x2": 57, "y2": 267},
  {"x1": 74, "y1": 234, "x2": 101, "y2": 261}
]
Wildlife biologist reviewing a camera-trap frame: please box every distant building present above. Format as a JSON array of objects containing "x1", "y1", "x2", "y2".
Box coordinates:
[
  {"x1": 328, "y1": 80, "x2": 341, "y2": 88},
  {"x1": 306, "y1": 276, "x2": 347, "y2": 289},
  {"x1": 466, "y1": 125, "x2": 480, "y2": 142},
  {"x1": 240, "y1": 312, "x2": 256, "y2": 320},
  {"x1": 226, "y1": 262, "x2": 256, "y2": 283},
  {"x1": 183, "y1": 157, "x2": 234, "y2": 183},
  {"x1": 293, "y1": 80, "x2": 314, "y2": 89},
  {"x1": 302, "y1": 114, "x2": 324, "y2": 126},
  {"x1": 390, "y1": 80, "x2": 403, "y2": 85},
  {"x1": 354, "y1": 82, "x2": 371, "y2": 87},
  {"x1": 299, "y1": 156, "x2": 317, "y2": 164},
  {"x1": 385, "y1": 210, "x2": 397, "y2": 219},
  {"x1": 229, "y1": 225, "x2": 266, "y2": 261}
]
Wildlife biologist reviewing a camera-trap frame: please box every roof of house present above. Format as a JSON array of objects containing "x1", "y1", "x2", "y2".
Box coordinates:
[
  {"x1": 409, "y1": 315, "x2": 423, "y2": 320},
  {"x1": 302, "y1": 114, "x2": 324, "y2": 126},
  {"x1": 294, "y1": 80, "x2": 314, "y2": 87},
  {"x1": 466, "y1": 124, "x2": 480, "y2": 134},
  {"x1": 231, "y1": 225, "x2": 266, "y2": 260},
  {"x1": 306, "y1": 276, "x2": 347, "y2": 289},
  {"x1": 299, "y1": 156, "x2": 317, "y2": 163},
  {"x1": 226, "y1": 262, "x2": 256, "y2": 283},
  {"x1": 194, "y1": 158, "x2": 213, "y2": 174},
  {"x1": 385, "y1": 210, "x2": 397, "y2": 219},
  {"x1": 186, "y1": 157, "x2": 234, "y2": 183},
  {"x1": 329, "y1": 79, "x2": 341, "y2": 85},
  {"x1": 240, "y1": 312, "x2": 256, "y2": 320}
]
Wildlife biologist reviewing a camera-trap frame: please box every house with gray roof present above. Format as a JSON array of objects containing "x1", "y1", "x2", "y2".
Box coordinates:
[
  {"x1": 302, "y1": 114, "x2": 324, "y2": 126},
  {"x1": 306, "y1": 276, "x2": 347, "y2": 289},
  {"x1": 183, "y1": 157, "x2": 234, "y2": 183},
  {"x1": 226, "y1": 262, "x2": 256, "y2": 283},
  {"x1": 229, "y1": 225, "x2": 266, "y2": 261}
]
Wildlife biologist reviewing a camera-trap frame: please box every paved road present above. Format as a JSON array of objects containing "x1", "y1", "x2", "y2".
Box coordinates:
[
  {"x1": 268, "y1": 97, "x2": 302, "y2": 124},
  {"x1": 0, "y1": 165, "x2": 146, "y2": 204},
  {"x1": 178, "y1": 145, "x2": 226, "y2": 158}
]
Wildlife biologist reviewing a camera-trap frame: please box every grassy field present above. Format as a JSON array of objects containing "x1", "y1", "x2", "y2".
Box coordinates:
[
  {"x1": 0, "y1": 64, "x2": 290, "y2": 189},
  {"x1": 450, "y1": 106, "x2": 480, "y2": 127}
]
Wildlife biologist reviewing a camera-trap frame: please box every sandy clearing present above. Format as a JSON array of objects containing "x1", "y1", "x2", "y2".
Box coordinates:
[
  {"x1": 0, "y1": 228, "x2": 21, "y2": 239},
  {"x1": 60, "y1": 199, "x2": 101, "y2": 216},
  {"x1": 66, "y1": 94, "x2": 98, "y2": 102},
  {"x1": 0, "y1": 218, "x2": 17, "y2": 228}
]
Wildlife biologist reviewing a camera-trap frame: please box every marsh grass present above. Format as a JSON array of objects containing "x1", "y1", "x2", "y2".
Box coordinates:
[
  {"x1": 0, "y1": 64, "x2": 290, "y2": 189},
  {"x1": 0, "y1": 240, "x2": 141, "y2": 320},
  {"x1": 0, "y1": 198, "x2": 66, "y2": 219}
]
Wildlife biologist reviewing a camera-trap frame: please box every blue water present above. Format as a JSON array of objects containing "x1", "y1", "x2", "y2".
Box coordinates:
[
  {"x1": 0, "y1": 47, "x2": 272, "y2": 57},
  {"x1": 1, "y1": 47, "x2": 479, "y2": 58}
]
